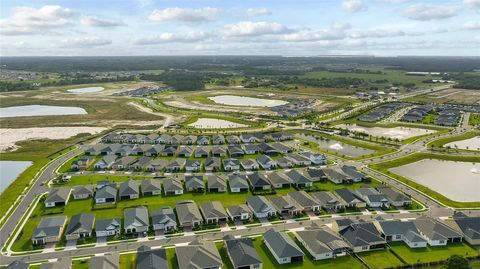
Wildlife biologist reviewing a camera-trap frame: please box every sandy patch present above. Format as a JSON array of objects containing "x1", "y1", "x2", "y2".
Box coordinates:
[
  {"x1": 188, "y1": 118, "x2": 248, "y2": 129},
  {"x1": 0, "y1": 127, "x2": 107, "y2": 152}
]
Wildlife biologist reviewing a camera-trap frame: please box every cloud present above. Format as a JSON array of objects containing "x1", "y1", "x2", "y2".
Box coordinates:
[
  {"x1": 379, "y1": 0, "x2": 411, "y2": 3},
  {"x1": 80, "y1": 16, "x2": 125, "y2": 27},
  {"x1": 402, "y1": 4, "x2": 459, "y2": 21},
  {"x1": 342, "y1": 0, "x2": 366, "y2": 12},
  {"x1": 61, "y1": 37, "x2": 112, "y2": 48},
  {"x1": 0, "y1": 5, "x2": 73, "y2": 35},
  {"x1": 245, "y1": 8, "x2": 272, "y2": 17},
  {"x1": 280, "y1": 29, "x2": 347, "y2": 42},
  {"x1": 463, "y1": 21, "x2": 480, "y2": 30},
  {"x1": 350, "y1": 29, "x2": 406, "y2": 39},
  {"x1": 147, "y1": 7, "x2": 220, "y2": 22},
  {"x1": 134, "y1": 31, "x2": 208, "y2": 45},
  {"x1": 464, "y1": 0, "x2": 480, "y2": 10},
  {"x1": 219, "y1": 21, "x2": 291, "y2": 37}
]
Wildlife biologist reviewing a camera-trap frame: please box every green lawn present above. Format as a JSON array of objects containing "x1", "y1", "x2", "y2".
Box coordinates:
[
  {"x1": 390, "y1": 242, "x2": 479, "y2": 265},
  {"x1": 422, "y1": 113, "x2": 439, "y2": 125},
  {"x1": 428, "y1": 130, "x2": 480, "y2": 150},
  {"x1": 55, "y1": 175, "x2": 151, "y2": 187},
  {"x1": 469, "y1": 113, "x2": 480, "y2": 126},
  {"x1": 119, "y1": 253, "x2": 136, "y2": 269},
  {"x1": 357, "y1": 249, "x2": 405, "y2": 269},
  {"x1": 72, "y1": 259, "x2": 89, "y2": 269}
]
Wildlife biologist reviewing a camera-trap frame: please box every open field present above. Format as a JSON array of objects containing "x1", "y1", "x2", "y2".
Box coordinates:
[
  {"x1": 357, "y1": 249, "x2": 405, "y2": 269},
  {"x1": 389, "y1": 242, "x2": 479, "y2": 265},
  {"x1": 470, "y1": 113, "x2": 480, "y2": 126},
  {"x1": 407, "y1": 88, "x2": 480, "y2": 105},
  {"x1": 428, "y1": 130, "x2": 480, "y2": 150}
]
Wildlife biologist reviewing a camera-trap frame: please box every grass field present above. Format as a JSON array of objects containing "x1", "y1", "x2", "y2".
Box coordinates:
[
  {"x1": 469, "y1": 113, "x2": 480, "y2": 126},
  {"x1": 428, "y1": 130, "x2": 480, "y2": 149},
  {"x1": 389, "y1": 242, "x2": 479, "y2": 265},
  {"x1": 357, "y1": 249, "x2": 405, "y2": 269},
  {"x1": 119, "y1": 253, "x2": 136, "y2": 269}
]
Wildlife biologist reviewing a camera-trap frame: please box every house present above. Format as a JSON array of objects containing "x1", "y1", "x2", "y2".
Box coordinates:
[
  {"x1": 31, "y1": 216, "x2": 67, "y2": 245},
  {"x1": 276, "y1": 157, "x2": 294, "y2": 169},
  {"x1": 158, "y1": 134, "x2": 173, "y2": 144},
  {"x1": 94, "y1": 155, "x2": 117, "y2": 170},
  {"x1": 256, "y1": 155, "x2": 276, "y2": 169},
  {"x1": 124, "y1": 206, "x2": 149, "y2": 234},
  {"x1": 247, "y1": 172, "x2": 271, "y2": 191},
  {"x1": 95, "y1": 218, "x2": 121, "y2": 237},
  {"x1": 311, "y1": 191, "x2": 346, "y2": 212},
  {"x1": 270, "y1": 196, "x2": 303, "y2": 215},
  {"x1": 322, "y1": 168, "x2": 350, "y2": 184},
  {"x1": 226, "y1": 135, "x2": 241, "y2": 144},
  {"x1": 65, "y1": 213, "x2": 95, "y2": 240},
  {"x1": 285, "y1": 170, "x2": 313, "y2": 188},
  {"x1": 287, "y1": 191, "x2": 321, "y2": 212},
  {"x1": 111, "y1": 156, "x2": 137, "y2": 170},
  {"x1": 263, "y1": 229, "x2": 304, "y2": 264},
  {"x1": 246, "y1": 196, "x2": 276, "y2": 219},
  {"x1": 356, "y1": 188, "x2": 390, "y2": 208},
  {"x1": 228, "y1": 146, "x2": 244, "y2": 158},
  {"x1": 178, "y1": 146, "x2": 194, "y2": 157},
  {"x1": 207, "y1": 175, "x2": 227, "y2": 192},
  {"x1": 226, "y1": 205, "x2": 251, "y2": 221},
  {"x1": 305, "y1": 168, "x2": 326, "y2": 181},
  {"x1": 448, "y1": 213, "x2": 480, "y2": 245},
  {"x1": 413, "y1": 216, "x2": 463, "y2": 246},
  {"x1": 300, "y1": 151, "x2": 326, "y2": 165},
  {"x1": 185, "y1": 159, "x2": 203, "y2": 172},
  {"x1": 163, "y1": 178, "x2": 183, "y2": 196},
  {"x1": 39, "y1": 258, "x2": 71, "y2": 269},
  {"x1": 224, "y1": 235, "x2": 263, "y2": 269},
  {"x1": 182, "y1": 135, "x2": 197, "y2": 145},
  {"x1": 377, "y1": 187, "x2": 412, "y2": 207},
  {"x1": 176, "y1": 239, "x2": 223, "y2": 269},
  {"x1": 45, "y1": 187, "x2": 71, "y2": 208},
  {"x1": 165, "y1": 158, "x2": 186, "y2": 172},
  {"x1": 229, "y1": 175, "x2": 249, "y2": 193},
  {"x1": 119, "y1": 180, "x2": 140, "y2": 200},
  {"x1": 286, "y1": 153, "x2": 311, "y2": 166},
  {"x1": 340, "y1": 166, "x2": 366, "y2": 182},
  {"x1": 171, "y1": 135, "x2": 184, "y2": 145},
  {"x1": 161, "y1": 145, "x2": 178, "y2": 156},
  {"x1": 95, "y1": 183, "x2": 117, "y2": 204},
  {"x1": 205, "y1": 157, "x2": 221, "y2": 172},
  {"x1": 240, "y1": 134, "x2": 257, "y2": 143},
  {"x1": 212, "y1": 134, "x2": 225, "y2": 145},
  {"x1": 376, "y1": 220, "x2": 427, "y2": 248},
  {"x1": 140, "y1": 179, "x2": 161, "y2": 196},
  {"x1": 89, "y1": 252, "x2": 119, "y2": 269},
  {"x1": 335, "y1": 188, "x2": 366, "y2": 208},
  {"x1": 194, "y1": 147, "x2": 210, "y2": 158},
  {"x1": 258, "y1": 143, "x2": 280, "y2": 155},
  {"x1": 271, "y1": 142, "x2": 292, "y2": 154},
  {"x1": 71, "y1": 157, "x2": 94, "y2": 171},
  {"x1": 145, "y1": 159, "x2": 167, "y2": 172},
  {"x1": 151, "y1": 207, "x2": 177, "y2": 232},
  {"x1": 212, "y1": 146, "x2": 227, "y2": 157},
  {"x1": 130, "y1": 156, "x2": 152, "y2": 171},
  {"x1": 270, "y1": 132, "x2": 293, "y2": 141},
  {"x1": 223, "y1": 158, "x2": 240, "y2": 171},
  {"x1": 337, "y1": 221, "x2": 387, "y2": 252},
  {"x1": 240, "y1": 159, "x2": 259, "y2": 170},
  {"x1": 243, "y1": 144, "x2": 260, "y2": 155},
  {"x1": 72, "y1": 185, "x2": 94, "y2": 200},
  {"x1": 137, "y1": 246, "x2": 168, "y2": 269},
  {"x1": 296, "y1": 224, "x2": 350, "y2": 260},
  {"x1": 200, "y1": 201, "x2": 228, "y2": 224},
  {"x1": 144, "y1": 145, "x2": 164, "y2": 157},
  {"x1": 197, "y1": 136, "x2": 210, "y2": 145},
  {"x1": 176, "y1": 200, "x2": 203, "y2": 228},
  {"x1": 266, "y1": 172, "x2": 291, "y2": 188},
  {"x1": 185, "y1": 175, "x2": 205, "y2": 192}
]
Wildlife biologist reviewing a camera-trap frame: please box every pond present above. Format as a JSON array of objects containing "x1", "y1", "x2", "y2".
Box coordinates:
[
  {"x1": 298, "y1": 134, "x2": 374, "y2": 157},
  {"x1": 389, "y1": 159, "x2": 480, "y2": 202},
  {"x1": 0, "y1": 161, "x2": 32, "y2": 194},
  {"x1": 336, "y1": 124, "x2": 436, "y2": 140},
  {"x1": 0, "y1": 105, "x2": 87, "y2": 118},
  {"x1": 445, "y1": 136, "x2": 480, "y2": 151},
  {"x1": 67, "y1": 86, "x2": 104, "y2": 94},
  {"x1": 188, "y1": 118, "x2": 248, "y2": 129},
  {"x1": 208, "y1": 95, "x2": 288, "y2": 107}
]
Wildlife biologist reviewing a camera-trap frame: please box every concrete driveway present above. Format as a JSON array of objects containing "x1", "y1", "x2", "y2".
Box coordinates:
[{"x1": 65, "y1": 240, "x2": 77, "y2": 250}]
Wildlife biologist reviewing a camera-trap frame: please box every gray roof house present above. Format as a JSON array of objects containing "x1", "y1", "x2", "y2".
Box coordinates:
[
  {"x1": 141, "y1": 179, "x2": 162, "y2": 196},
  {"x1": 194, "y1": 147, "x2": 210, "y2": 158},
  {"x1": 89, "y1": 252, "x2": 119, "y2": 269},
  {"x1": 165, "y1": 158, "x2": 186, "y2": 172},
  {"x1": 243, "y1": 144, "x2": 260, "y2": 155},
  {"x1": 286, "y1": 153, "x2": 311, "y2": 166},
  {"x1": 197, "y1": 136, "x2": 210, "y2": 145},
  {"x1": 176, "y1": 200, "x2": 203, "y2": 228},
  {"x1": 124, "y1": 206, "x2": 149, "y2": 234},
  {"x1": 224, "y1": 235, "x2": 263, "y2": 269},
  {"x1": 311, "y1": 191, "x2": 346, "y2": 212},
  {"x1": 266, "y1": 172, "x2": 291, "y2": 189},
  {"x1": 263, "y1": 228, "x2": 304, "y2": 264},
  {"x1": 355, "y1": 188, "x2": 390, "y2": 208},
  {"x1": 178, "y1": 146, "x2": 194, "y2": 157},
  {"x1": 226, "y1": 205, "x2": 251, "y2": 221},
  {"x1": 119, "y1": 180, "x2": 140, "y2": 200},
  {"x1": 226, "y1": 135, "x2": 241, "y2": 144},
  {"x1": 296, "y1": 225, "x2": 350, "y2": 260},
  {"x1": 376, "y1": 220, "x2": 427, "y2": 248},
  {"x1": 65, "y1": 213, "x2": 95, "y2": 240},
  {"x1": 246, "y1": 196, "x2": 276, "y2": 219},
  {"x1": 163, "y1": 178, "x2": 183, "y2": 196},
  {"x1": 335, "y1": 188, "x2": 366, "y2": 208},
  {"x1": 212, "y1": 146, "x2": 227, "y2": 157},
  {"x1": 145, "y1": 159, "x2": 167, "y2": 172},
  {"x1": 185, "y1": 175, "x2": 205, "y2": 192},
  {"x1": 95, "y1": 218, "x2": 121, "y2": 237},
  {"x1": 256, "y1": 155, "x2": 276, "y2": 169},
  {"x1": 413, "y1": 216, "x2": 463, "y2": 246},
  {"x1": 212, "y1": 135, "x2": 225, "y2": 145},
  {"x1": 200, "y1": 201, "x2": 228, "y2": 223},
  {"x1": 276, "y1": 157, "x2": 294, "y2": 169},
  {"x1": 137, "y1": 246, "x2": 168, "y2": 269},
  {"x1": 182, "y1": 135, "x2": 197, "y2": 145},
  {"x1": 207, "y1": 175, "x2": 227, "y2": 192},
  {"x1": 130, "y1": 156, "x2": 152, "y2": 171},
  {"x1": 111, "y1": 156, "x2": 136, "y2": 170},
  {"x1": 222, "y1": 158, "x2": 240, "y2": 171},
  {"x1": 449, "y1": 213, "x2": 480, "y2": 245},
  {"x1": 94, "y1": 155, "x2": 117, "y2": 170},
  {"x1": 31, "y1": 216, "x2": 67, "y2": 245},
  {"x1": 185, "y1": 159, "x2": 203, "y2": 172},
  {"x1": 322, "y1": 168, "x2": 350, "y2": 184},
  {"x1": 377, "y1": 187, "x2": 412, "y2": 207},
  {"x1": 287, "y1": 191, "x2": 321, "y2": 211},
  {"x1": 205, "y1": 157, "x2": 221, "y2": 172},
  {"x1": 340, "y1": 166, "x2": 366, "y2": 182},
  {"x1": 176, "y1": 239, "x2": 222, "y2": 269},
  {"x1": 161, "y1": 145, "x2": 178, "y2": 156},
  {"x1": 337, "y1": 221, "x2": 386, "y2": 253},
  {"x1": 228, "y1": 146, "x2": 244, "y2": 158},
  {"x1": 151, "y1": 207, "x2": 177, "y2": 232},
  {"x1": 271, "y1": 142, "x2": 293, "y2": 154},
  {"x1": 72, "y1": 185, "x2": 94, "y2": 200},
  {"x1": 300, "y1": 151, "x2": 326, "y2": 165},
  {"x1": 45, "y1": 187, "x2": 71, "y2": 208},
  {"x1": 95, "y1": 183, "x2": 117, "y2": 204},
  {"x1": 270, "y1": 196, "x2": 303, "y2": 216},
  {"x1": 229, "y1": 175, "x2": 249, "y2": 193},
  {"x1": 285, "y1": 170, "x2": 313, "y2": 188},
  {"x1": 240, "y1": 159, "x2": 259, "y2": 170},
  {"x1": 247, "y1": 172, "x2": 271, "y2": 191},
  {"x1": 305, "y1": 168, "x2": 326, "y2": 181}
]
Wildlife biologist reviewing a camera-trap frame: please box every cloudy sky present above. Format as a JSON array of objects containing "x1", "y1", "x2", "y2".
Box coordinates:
[{"x1": 1, "y1": 0, "x2": 479, "y2": 56}]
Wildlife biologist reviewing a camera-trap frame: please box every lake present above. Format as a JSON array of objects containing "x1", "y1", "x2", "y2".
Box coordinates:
[
  {"x1": 445, "y1": 136, "x2": 480, "y2": 151},
  {"x1": 67, "y1": 86, "x2": 104, "y2": 94},
  {"x1": 0, "y1": 161, "x2": 32, "y2": 194},
  {"x1": 188, "y1": 118, "x2": 248, "y2": 129},
  {"x1": 208, "y1": 95, "x2": 288, "y2": 107},
  {"x1": 336, "y1": 124, "x2": 436, "y2": 140},
  {"x1": 389, "y1": 159, "x2": 480, "y2": 202},
  {"x1": 0, "y1": 105, "x2": 87, "y2": 118},
  {"x1": 298, "y1": 134, "x2": 374, "y2": 157}
]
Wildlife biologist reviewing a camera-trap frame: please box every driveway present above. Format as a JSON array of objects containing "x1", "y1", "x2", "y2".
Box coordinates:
[
  {"x1": 65, "y1": 240, "x2": 77, "y2": 250},
  {"x1": 96, "y1": 237, "x2": 107, "y2": 247}
]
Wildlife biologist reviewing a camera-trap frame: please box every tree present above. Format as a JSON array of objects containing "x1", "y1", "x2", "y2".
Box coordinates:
[{"x1": 443, "y1": 255, "x2": 470, "y2": 269}]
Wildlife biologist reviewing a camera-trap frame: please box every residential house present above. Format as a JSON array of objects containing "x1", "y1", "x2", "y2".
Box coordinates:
[
  {"x1": 340, "y1": 166, "x2": 366, "y2": 182},
  {"x1": 224, "y1": 235, "x2": 263, "y2": 269},
  {"x1": 228, "y1": 146, "x2": 244, "y2": 158},
  {"x1": 163, "y1": 179, "x2": 183, "y2": 196},
  {"x1": 95, "y1": 218, "x2": 121, "y2": 237},
  {"x1": 194, "y1": 147, "x2": 210, "y2": 158},
  {"x1": 335, "y1": 188, "x2": 366, "y2": 208},
  {"x1": 322, "y1": 168, "x2": 350, "y2": 184},
  {"x1": 197, "y1": 136, "x2": 210, "y2": 145},
  {"x1": 140, "y1": 179, "x2": 161, "y2": 196},
  {"x1": 243, "y1": 144, "x2": 260, "y2": 155},
  {"x1": 337, "y1": 221, "x2": 387, "y2": 252},
  {"x1": 95, "y1": 183, "x2": 117, "y2": 204},
  {"x1": 176, "y1": 200, "x2": 203, "y2": 228},
  {"x1": 144, "y1": 145, "x2": 164, "y2": 157},
  {"x1": 305, "y1": 168, "x2": 326, "y2": 182},
  {"x1": 151, "y1": 207, "x2": 177, "y2": 232},
  {"x1": 119, "y1": 180, "x2": 140, "y2": 200},
  {"x1": 111, "y1": 156, "x2": 137, "y2": 170},
  {"x1": 285, "y1": 170, "x2": 313, "y2": 188},
  {"x1": 185, "y1": 175, "x2": 205, "y2": 192},
  {"x1": 130, "y1": 156, "x2": 152, "y2": 171},
  {"x1": 226, "y1": 205, "x2": 251, "y2": 221},
  {"x1": 356, "y1": 188, "x2": 390, "y2": 208},
  {"x1": 176, "y1": 240, "x2": 223, "y2": 269},
  {"x1": 287, "y1": 191, "x2": 321, "y2": 212},
  {"x1": 182, "y1": 135, "x2": 197, "y2": 145},
  {"x1": 258, "y1": 143, "x2": 280, "y2": 155},
  {"x1": 271, "y1": 142, "x2": 292, "y2": 154},
  {"x1": 266, "y1": 172, "x2": 291, "y2": 189},
  {"x1": 376, "y1": 220, "x2": 427, "y2": 248},
  {"x1": 377, "y1": 187, "x2": 412, "y2": 207},
  {"x1": 246, "y1": 196, "x2": 276, "y2": 219},
  {"x1": 240, "y1": 134, "x2": 257, "y2": 143},
  {"x1": 240, "y1": 159, "x2": 259, "y2": 170},
  {"x1": 136, "y1": 246, "x2": 168, "y2": 269},
  {"x1": 161, "y1": 145, "x2": 178, "y2": 157},
  {"x1": 256, "y1": 155, "x2": 276, "y2": 170},
  {"x1": 270, "y1": 132, "x2": 293, "y2": 141},
  {"x1": 207, "y1": 175, "x2": 227, "y2": 192},
  {"x1": 448, "y1": 213, "x2": 480, "y2": 245},
  {"x1": 296, "y1": 225, "x2": 350, "y2": 260},
  {"x1": 270, "y1": 196, "x2": 303, "y2": 216},
  {"x1": 45, "y1": 187, "x2": 71, "y2": 208},
  {"x1": 223, "y1": 158, "x2": 240, "y2": 171},
  {"x1": 124, "y1": 206, "x2": 149, "y2": 234},
  {"x1": 185, "y1": 159, "x2": 203, "y2": 172},
  {"x1": 300, "y1": 151, "x2": 326, "y2": 165},
  {"x1": 72, "y1": 185, "x2": 94, "y2": 200},
  {"x1": 212, "y1": 146, "x2": 227, "y2": 157},
  {"x1": 286, "y1": 153, "x2": 311, "y2": 166},
  {"x1": 229, "y1": 175, "x2": 249, "y2": 193},
  {"x1": 158, "y1": 134, "x2": 173, "y2": 144},
  {"x1": 205, "y1": 157, "x2": 221, "y2": 172},
  {"x1": 200, "y1": 201, "x2": 228, "y2": 224},
  {"x1": 65, "y1": 213, "x2": 95, "y2": 240},
  {"x1": 71, "y1": 157, "x2": 94, "y2": 171},
  {"x1": 31, "y1": 216, "x2": 67, "y2": 245},
  {"x1": 145, "y1": 159, "x2": 167, "y2": 172},
  {"x1": 212, "y1": 135, "x2": 225, "y2": 145},
  {"x1": 178, "y1": 146, "x2": 194, "y2": 157},
  {"x1": 94, "y1": 155, "x2": 117, "y2": 170},
  {"x1": 226, "y1": 135, "x2": 241, "y2": 144},
  {"x1": 413, "y1": 216, "x2": 463, "y2": 246},
  {"x1": 276, "y1": 157, "x2": 294, "y2": 169},
  {"x1": 247, "y1": 172, "x2": 271, "y2": 191},
  {"x1": 165, "y1": 158, "x2": 186, "y2": 172},
  {"x1": 311, "y1": 191, "x2": 346, "y2": 212},
  {"x1": 89, "y1": 252, "x2": 119, "y2": 269},
  {"x1": 263, "y1": 229, "x2": 305, "y2": 264},
  {"x1": 171, "y1": 135, "x2": 184, "y2": 145}
]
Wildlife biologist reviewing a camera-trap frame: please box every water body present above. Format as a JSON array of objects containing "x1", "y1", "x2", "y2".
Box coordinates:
[
  {"x1": 316, "y1": 139, "x2": 375, "y2": 157},
  {"x1": 445, "y1": 136, "x2": 480, "y2": 151},
  {"x1": 0, "y1": 105, "x2": 87, "y2": 118},
  {"x1": 336, "y1": 124, "x2": 436, "y2": 140},
  {"x1": 389, "y1": 159, "x2": 480, "y2": 202},
  {"x1": 208, "y1": 95, "x2": 288, "y2": 107},
  {"x1": 0, "y1": 161, "x2": 32, "y2": 193},
  {"x1": 188, "y1": 118, "x2": 248, "y2": 129},
  {"x1": 67, "y1": 86, "x2": 104, "y2": 94}
]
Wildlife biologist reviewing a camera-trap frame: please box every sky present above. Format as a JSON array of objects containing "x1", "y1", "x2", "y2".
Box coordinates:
[{"x1": 1, "y1": 0, "x2": 479, "y2": 56}]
